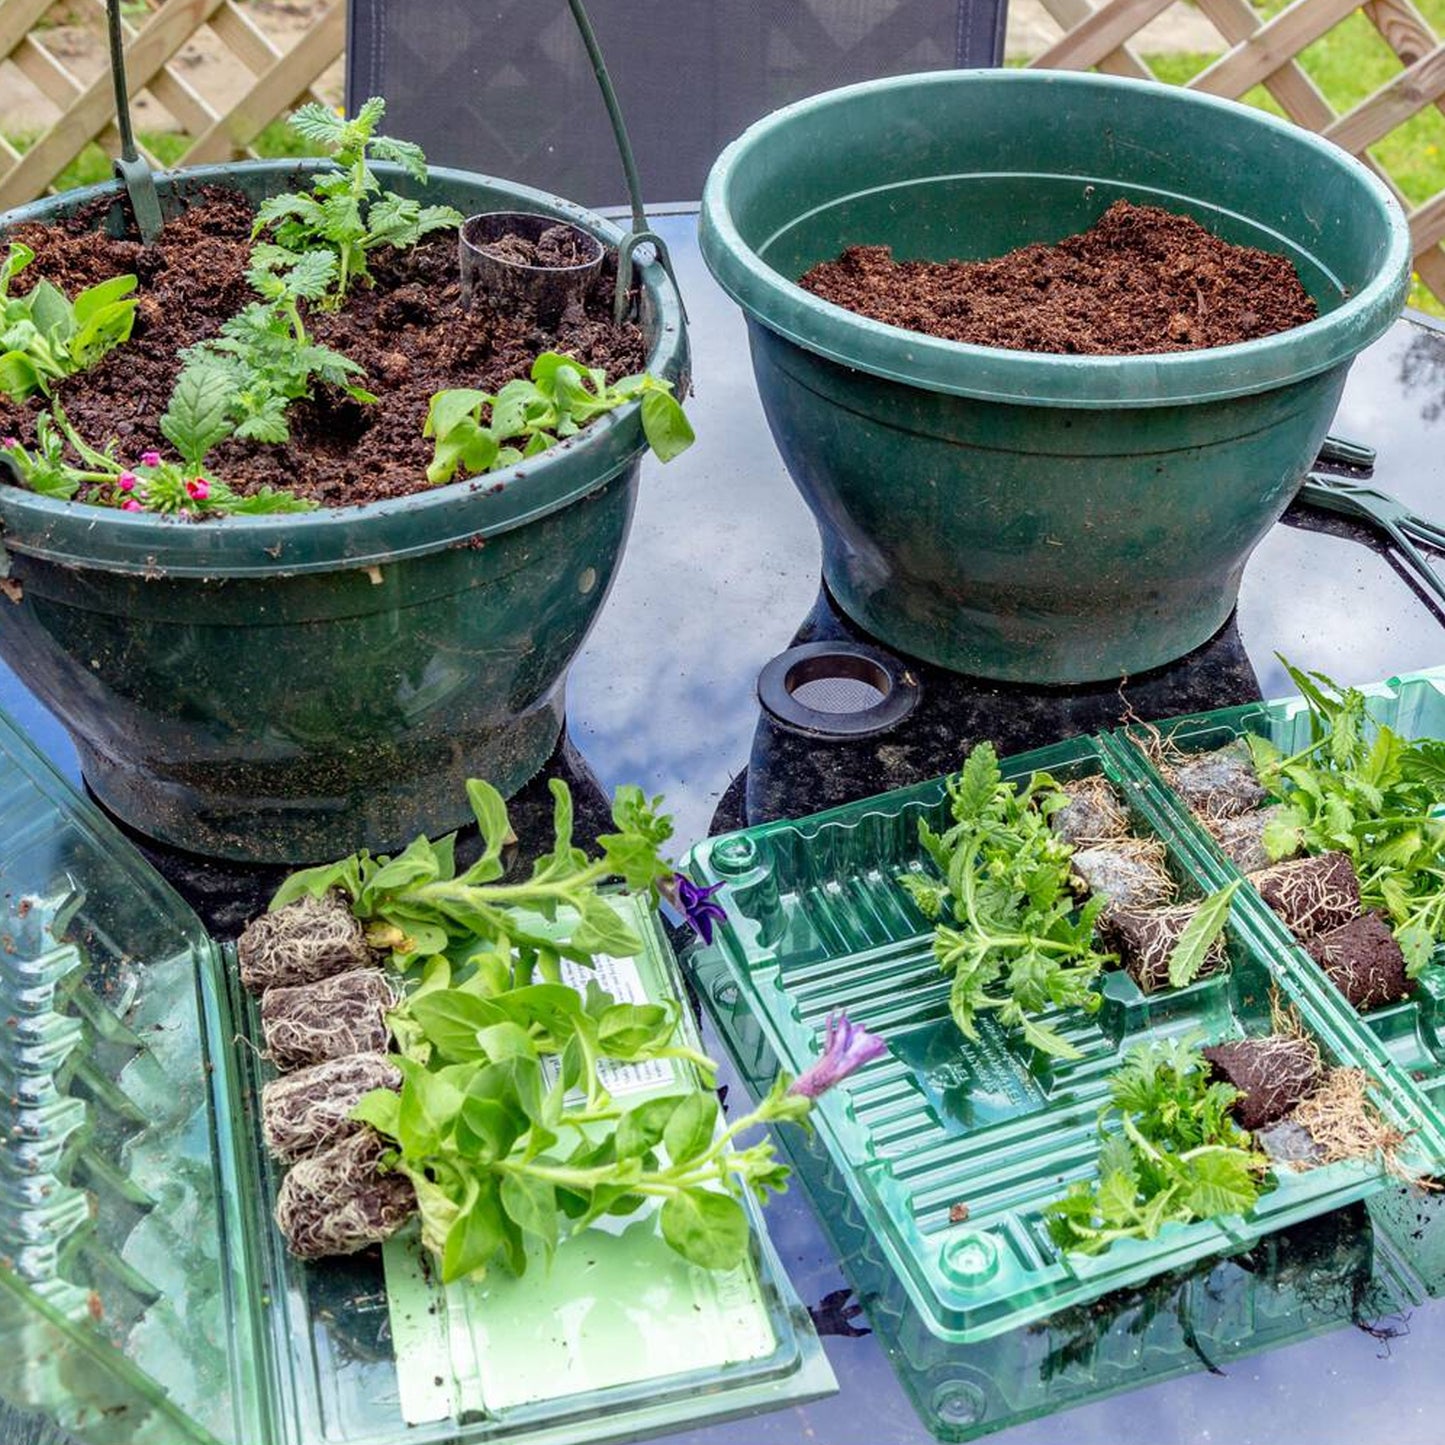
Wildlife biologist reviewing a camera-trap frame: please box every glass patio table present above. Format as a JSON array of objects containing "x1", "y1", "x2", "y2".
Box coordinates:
[{"x1": 3, "y1": 213, "x2": 1444, "y2": 1445}]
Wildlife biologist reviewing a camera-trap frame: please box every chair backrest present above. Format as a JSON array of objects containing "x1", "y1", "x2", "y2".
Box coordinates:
[{"x1": 346, "y1": 0, "x2": 1008, "y2": 208}]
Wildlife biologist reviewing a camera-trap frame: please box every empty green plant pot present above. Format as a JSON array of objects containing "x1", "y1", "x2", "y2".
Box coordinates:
[
  {"x1": 0, "y1": 162, "x2": 688, "y2": 862},
  {"x1": 699, "y1": 70, "x2": 1410, "y2": 683}
]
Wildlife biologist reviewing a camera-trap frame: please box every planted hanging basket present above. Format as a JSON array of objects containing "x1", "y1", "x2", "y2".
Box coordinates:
[
  {"x1": 699, "y1": 70, "x2": 1410, "y2": 683},
  {"x1": 0, "y1": 6, "x2": 690, "y2": 864}
]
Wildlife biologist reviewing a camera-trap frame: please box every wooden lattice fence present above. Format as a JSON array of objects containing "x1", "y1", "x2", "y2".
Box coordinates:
[
  {"x1": 1029, "y1": 0, "x2": 1445, "y2": 304},
  {"x1": 6, "y1": 0, "x2": 1445, "y2": 304},
  {"x1": 0, "y1": 0, "x2": 343, "y2": 211}
]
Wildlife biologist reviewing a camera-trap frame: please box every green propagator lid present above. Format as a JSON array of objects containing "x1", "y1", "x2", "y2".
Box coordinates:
[{"x1": 0, "y1": 715, "x2": 833, "y2": 1445}]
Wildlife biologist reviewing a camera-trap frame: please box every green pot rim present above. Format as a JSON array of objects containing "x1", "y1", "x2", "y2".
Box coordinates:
[
  {"x1": 699, "y1": 69, "x2": 1411, "y2": 410},
  {"x1": 0, "y1": 160, "x2": 689, "y2": 577}
]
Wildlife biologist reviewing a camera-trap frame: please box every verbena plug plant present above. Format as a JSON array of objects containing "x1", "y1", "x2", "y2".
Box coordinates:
[
  {"x1": 0, "y1": 242, "x2": 137, "y2": 402},
  {"x1": 1247, "y1": 658, "x2": 1445, "y2": 974},
  {"x1": 253, "y1": 97, "x2": 463, "y2": 307},
  {"x1": 1, "y1": 395, "x2": 312, "y2": 516},
  {"x1": 1044, "y1": 1037, "x2": 1271, "y2": 1254},
  {"x1": 170, "y1": 248, "x2": 376, "y2": 445},
  {"x1": 271, "y1": 777, "x2": 887, "y2": 1281},
  {"x1": 900, "y1": 743, "x2": 1116, "y2": 1059},
  {"x1": 424, "y1": 352, "x2": 695, "y2": 483}
]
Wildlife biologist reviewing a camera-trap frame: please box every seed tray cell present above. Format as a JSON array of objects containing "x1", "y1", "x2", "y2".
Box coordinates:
[
  {"x1": 1107, "y1": 667, "x2": 1445, "y2": 1115},
  {"x1": 683, "y1": 736, "x2": 1429, "y2": 1343}
]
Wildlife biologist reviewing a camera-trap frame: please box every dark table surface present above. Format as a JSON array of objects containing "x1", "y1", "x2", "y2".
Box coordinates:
[{"x1": 5, "y1": 212, "x2": 1445, "y2": 1445}]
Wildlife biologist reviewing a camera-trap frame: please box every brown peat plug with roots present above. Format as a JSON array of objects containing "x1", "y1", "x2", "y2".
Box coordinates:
[
  {"x1": 1163, "y1": 739, "x2": 1267, "y2": 819},
  {"x1": 1203, "y1": 1034, "x2": 1323, "y2": 1132},
  {"x1": 274, "y1": 1128, "x2": 415, "y2": 1258},
  {"x1": 1050, "y1": 776, "x2": 1131, "y2": 846},
  {"x1": 1305, "y1": 912, "x2": 1412, "y2": 1011},
  {"x1": 1071, "y1": 837, "x2": 1175, "y2": 911},
  {"x1": 1247, "y1": 851, "x2": 1362, "y2": 940},
  {"x1": 1209, "y1": 804, "x2": 1299, "y2": 873},
  {"x1": 1103, "y1": 901, "x2": 1229, "y2": 993},
  {"x1": 238, "y1": 890, "x2": 372, "y2": 994},
  {"x1": 262, "y1": 1053, "x2": 402, "y2": 1162},
  {"x1": 261, "y1": 968, "x2": 395, "y2": 1071}
]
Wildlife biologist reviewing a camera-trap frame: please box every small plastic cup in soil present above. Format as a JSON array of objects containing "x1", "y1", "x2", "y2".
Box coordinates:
[{"x1": 459, "y1": 211, "x2": 605, "y2": 322}]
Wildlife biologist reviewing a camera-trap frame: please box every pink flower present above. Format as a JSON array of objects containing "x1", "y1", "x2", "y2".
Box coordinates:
[
  {"x1": 2, "y1": 437, "x2": 16, "y2": 449},
  {"x1": 117, "y1": 474, "x2": 136, "y2": 492},
  {"x1": 120, "y1": 499, "x2": 142, "y2": 513},
  {"x1": 788, "y1": 1012, "x2": 887, "y2": 1100},
  {"x1": 140, "y1": 451, "x2": 161, "y2": 468},
  {"x1": 185, "y1": 479, "x2": 209, "y2": 501}
]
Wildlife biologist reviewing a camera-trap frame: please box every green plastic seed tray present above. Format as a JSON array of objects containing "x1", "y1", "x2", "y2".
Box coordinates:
[
  {"x1": 1106, "y1": 666, "x2": 1445, "y2": 1123},
  {"x1": 691, "y1": 930, "x2": 1445, "y2": 1440},
  {"x1": 681, "y1": 735, "x2": 1442, "y2": 1347},
  {"x1": 0, "y1": 710, "x2": 832, "y2": 1445}
]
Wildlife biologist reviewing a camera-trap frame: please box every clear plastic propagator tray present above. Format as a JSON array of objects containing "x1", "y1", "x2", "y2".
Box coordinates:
[
  {"x1": 0, "y1": 711, "x2": 834, "y2": 1445},
  {"x1": 681, "y1": 726, "x2": 1445, "y2": 1348}
]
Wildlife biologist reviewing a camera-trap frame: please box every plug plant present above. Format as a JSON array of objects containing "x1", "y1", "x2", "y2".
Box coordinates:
[
  {"x1": 1044, "y1": 1037, "x2": 1271, "y2": 1254},
  {"x1": 1246, "y1": 659, "x2": 1445, "y2": 974},
  {"x1": 253, "y1": 97, "x2": 463, "y2": 307},
  {"x1": 0, "y1": 242, "x2": 137, "y2": 402},
  {"x1": 424, "y1": 352, "x2": 695, "y2": 483},
  {"x1": 1, "y1": 394, "x2": 314, "y2": 516},
  {"x1": 264, "y1": 776, "x2": 888, "y2": 1280},
  {"x1": 900, "y1": 743, "x2": 1116, "y2": 1059}
]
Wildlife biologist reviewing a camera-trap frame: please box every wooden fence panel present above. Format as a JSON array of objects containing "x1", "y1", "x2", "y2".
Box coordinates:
[
  {"x1": 0, "y1": 0, "x2": 343, "y2": 211},
  {"x1": 1030, "y1": 0, "x2": 1445, "y2": 305}
]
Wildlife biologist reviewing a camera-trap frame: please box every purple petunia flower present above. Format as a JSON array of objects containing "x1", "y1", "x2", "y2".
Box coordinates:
[
  {"x1": 1, "y1": 437, "x2": 16, "y2": 449},
  {"x1": 140, "y1": 451, "x2": 161, "y2": 468},
  {"x1": 663, "y1": 872, "x2": 728, "y2": 946},
  {"x1": 788, "y1": 1012, "x2": 887, "y2": 1099}
]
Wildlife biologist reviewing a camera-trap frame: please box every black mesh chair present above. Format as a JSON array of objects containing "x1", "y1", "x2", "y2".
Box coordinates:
[{"x1": 347, "y1": 0, "x2": 1009, "y2": 208}]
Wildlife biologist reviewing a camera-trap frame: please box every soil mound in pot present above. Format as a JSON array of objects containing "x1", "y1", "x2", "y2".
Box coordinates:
[
  {"x1": 0, "y1": 190, "x2": 646, "y2": 508},
  {"x1": 797, "y1": 200, "x2": 1316, "y2": 355}
]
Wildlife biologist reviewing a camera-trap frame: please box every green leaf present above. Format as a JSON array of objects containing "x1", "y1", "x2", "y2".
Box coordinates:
[
  {"x1": 1398, "y1": 923, "x2": 1435, "y2": 979},
  {"x1": 466, "y1": 779, "x2": 512, "y2": 867},
  {"x1": 395, "y1": 1059, "x2": 465, "y2": 1156},
  {"x1": 571, "y1": 895, "x2": 646, "y2": 959},
  {"x1": 442, "y1": 1177, "x2": 505, "y2": 1282},
  {"x1": 596, "y1": 1001, "x2": 675, "y2": 1058},
  {"x1": 161, "y1": 357, "x2": 237, "y2": 468},
  {"x1": 659, "y1": 1188, "x2": 750, "y2": 1271},
  {"x1": 0, "y1": 350, "x2": 43, "y2": 402},
  {"x1": 408, "y1": 990, "x2": 507, "y2": 1061},
  {"x1": 616, "y1": 1094, "x2": 684, "y2": 1159},
  {"x1": 457, "y1": 1093, "x2": 524, "y2": 1162},
  {"x1": 662, "y1": 1090, "x2": 718, "y2": 1165},
  {"x1": 952, "y1": 742, "x2": 1002, "y2": 823},
  {"x1": 639, "y1": 388, "x2": 695, "y2": 462},
  {"x1": 499, "y1": 1171, "x2": 559, "y2": 1258},
  {"x1": 1167, "y1": 881, "x2": 1240, "y2": 990},
  {"x1": 351, "y1": 1086, "x2": 402, "y2": 1138},
  {"x1": 269, "y1": 856, "x2": 363, "y2": 907},
  {"x1": 1178, "y1": 1146, "x2": 1262, "y2": 1220},
  {"x1": 72, "y1": 273, "x2": 137, "y2": 326}
]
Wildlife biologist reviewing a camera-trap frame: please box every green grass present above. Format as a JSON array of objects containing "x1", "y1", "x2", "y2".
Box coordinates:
[{"x1": 4, "y1": 120, "x2": 324, "y2": 194}]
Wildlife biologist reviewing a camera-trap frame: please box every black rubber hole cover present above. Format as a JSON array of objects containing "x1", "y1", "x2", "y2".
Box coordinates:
[{"x1": 757, "y1": 642, "x2": 921, "y2": 739}]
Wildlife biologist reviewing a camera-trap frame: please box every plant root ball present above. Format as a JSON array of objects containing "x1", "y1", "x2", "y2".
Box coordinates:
[
  {"x1": 1203, "y1": 1035, "x2": 1323, "y2": 1132},
  {"x1": 1210, "y1": 804, "x2": 1298, "y2": 873},
  {"x1": 1050, "y1": 777, "x2": 1130, "y2": 846},
  {"x1": 1167, "y1": 740, "x2": 1266, "y2": 819},
  {"x1": 237, "y1": 891, "x2": 371, "y2": 995},
  {"x1": 1071, "y1": 838, "x2": 1174, "y2": 911},
  {"x1": 1247, "y1": 851, "x2": 1361, "y2": 940},
  {"x1": 274, "y1": 1129, "x2": 415, "y2": 1259},
  {"x1": 261, "y1": 968, "x2": 394, "y2": 1071},
  {"x1": 262, "y1": 1052, "x2": 402, "y2": 1162},
  {"x1": 1305, "y1": 912, "x2": 1412, "y2": 1011},
  {"x1": 1102, "y1": 902, "x2": 1228, "y2": 993}
]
